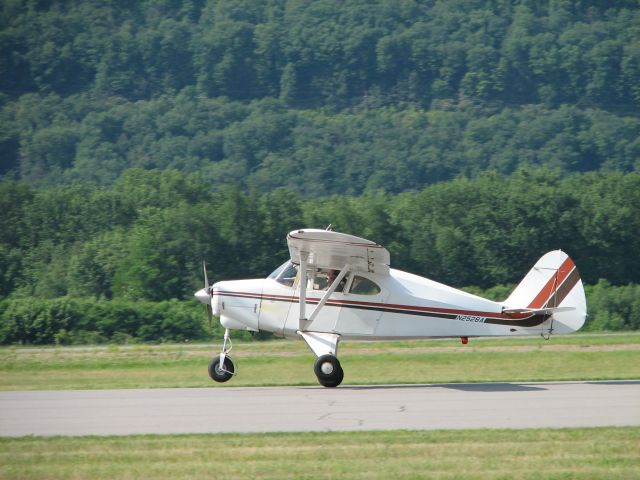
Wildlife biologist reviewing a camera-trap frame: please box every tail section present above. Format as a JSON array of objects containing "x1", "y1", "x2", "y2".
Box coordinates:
[{"x1": 503, "y1": 250, "x2": 587, "y2": 334}]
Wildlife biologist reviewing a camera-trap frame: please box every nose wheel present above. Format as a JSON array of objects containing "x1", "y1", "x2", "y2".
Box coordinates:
[
  {"x1": 208, "y1": 329, "x2": 236, "y2": 383},
  {"x1": 208, "y1": 355, "x2": 235, "y2": 382},
  {"x1": 314, "y1": 354, "x2": 344, "y2": 387}
]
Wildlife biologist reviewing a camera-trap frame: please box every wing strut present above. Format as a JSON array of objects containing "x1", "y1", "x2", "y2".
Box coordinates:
[
  {"x1": 307, "y1": 264, "x2": 350, "y2": 325},
  {"x1": 299, "y1": 261, "x2": 351, "y2": 331},
  {"x1": 298, "y1": 252, "x2": 308, "y2": 330}
]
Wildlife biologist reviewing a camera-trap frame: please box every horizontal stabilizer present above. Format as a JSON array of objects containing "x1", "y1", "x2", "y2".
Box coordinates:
[{"x1": 502, "y1": 306, "x2": 576, "y2": 315}]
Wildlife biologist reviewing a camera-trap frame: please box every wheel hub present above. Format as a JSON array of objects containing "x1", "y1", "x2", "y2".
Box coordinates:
[{"x1": 320, "y1": 362, "x2": 334, "y2": 375}]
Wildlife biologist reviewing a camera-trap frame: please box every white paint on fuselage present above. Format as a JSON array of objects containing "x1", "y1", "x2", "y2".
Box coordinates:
[
  {"x1": 374, "y1": 269, "x2": 535, "y2": 338},
  {"x1": 212, "y1": 268, "x2": 550, "y2": 340},
  {"x1": 212, "y1": 279, "x2": 264, "y2": 332}
]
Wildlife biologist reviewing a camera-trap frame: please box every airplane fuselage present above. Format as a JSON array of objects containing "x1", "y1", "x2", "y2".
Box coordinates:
[{"x1": 211, "y1": 266, "x2": 563, "y2": 341}]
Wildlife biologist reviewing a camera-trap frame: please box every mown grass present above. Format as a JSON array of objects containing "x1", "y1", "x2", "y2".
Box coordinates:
[
  {"x1": 1, "y1": 332, "x2": 639, "y2": 390},
  {"x1": 1, "y1": 427, "x2": 639, "y2": 479}
]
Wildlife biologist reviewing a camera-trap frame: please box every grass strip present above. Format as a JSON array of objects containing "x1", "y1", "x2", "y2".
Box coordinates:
[
  {"x1": 1, "y1": 427, "x2": 639, "y2": 479},
  {"x1": 1, "y1": 333, "x2": 639, "y2": 390}
]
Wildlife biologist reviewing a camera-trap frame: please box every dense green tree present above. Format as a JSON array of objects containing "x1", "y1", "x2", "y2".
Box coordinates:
[
  {"x1": 1, "y1": 0, "x2": 639, "y2": 188},
  {"x1": 2, "y1": 168, "x2": 639, "y2": 301}
]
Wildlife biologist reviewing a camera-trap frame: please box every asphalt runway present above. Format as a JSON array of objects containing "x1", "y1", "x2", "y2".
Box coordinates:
[{"x1": 1, "y1": 380, "x2": 639, "y2": 437}]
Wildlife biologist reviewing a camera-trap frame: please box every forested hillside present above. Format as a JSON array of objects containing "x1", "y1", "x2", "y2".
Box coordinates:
[
  {"x1": 1, "y1": 0, "x2": 639, "y2": 190},
  {"x1": 1, "y1": 0, "x2": 639, "y2": 342}
]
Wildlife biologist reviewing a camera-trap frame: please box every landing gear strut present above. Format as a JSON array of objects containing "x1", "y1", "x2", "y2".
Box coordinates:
[
  {"x1": 314, "y1": 354, "x2": 344, "y2": 387},
  {"x1": 208, "y1": 329, "x2": 235, "y2": 383}
]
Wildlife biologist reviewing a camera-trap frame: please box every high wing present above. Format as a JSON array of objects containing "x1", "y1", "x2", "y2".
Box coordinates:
[
  {"x1": 287, "y1": 228, "x2": 390, "y2": 275},
  {"x1": 287, "y1": 229, "x2": 391, "y2": 345}
]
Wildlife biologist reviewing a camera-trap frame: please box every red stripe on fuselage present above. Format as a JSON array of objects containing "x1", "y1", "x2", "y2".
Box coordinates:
[
  {"x1": 527, "y1": 256, "x2": 575, "y2": 309},
  {"x1": 213, "y1": 290, "x2": 534, "y2": 321}
]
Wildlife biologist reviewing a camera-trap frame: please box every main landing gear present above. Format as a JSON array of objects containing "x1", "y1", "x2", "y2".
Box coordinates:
[
  {"x1": 314, "y1": 354, "x2": 344, "y2": 387},
  {"x1": 208, "y1": 329, "x2": 236, "y2": 383},
  {"x1": 208, "y1": 329, "x2": 345, "y2": 387}
]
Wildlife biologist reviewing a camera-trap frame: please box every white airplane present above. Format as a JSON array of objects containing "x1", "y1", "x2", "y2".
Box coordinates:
[{"x1": 195, "y1": 228, "x2": 587, "y2": 387}]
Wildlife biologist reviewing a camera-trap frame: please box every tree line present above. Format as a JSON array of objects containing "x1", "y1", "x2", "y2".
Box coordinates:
[
  {"x1": 0, "y1": 169, "x2": 640, "y2": 344},
  {"x1": 2, "y1": 168, "x2": 638, "y2": 299},
  {"x1": 1, "y1": 168, "x2": 639, "y2": 343}
]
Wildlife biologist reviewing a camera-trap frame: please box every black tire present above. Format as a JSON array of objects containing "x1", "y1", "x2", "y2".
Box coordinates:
[
  {"x1": 318, "y1": 366, "x2": 344, "y2": 388},
  {"x1": 208, "y1": 356, "x2": 235, "y2": 383},
  {"x1": 319, "y1": 366, "x2": 344, "y2": 388},
  {"x1": 314, "y1": 354, "x2": 344, "y2": 388}
]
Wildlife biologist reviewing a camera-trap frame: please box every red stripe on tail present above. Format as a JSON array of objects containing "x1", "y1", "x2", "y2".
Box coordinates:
[{"x1": 527, "y1": 256, "x2": 575, "y2": 309}]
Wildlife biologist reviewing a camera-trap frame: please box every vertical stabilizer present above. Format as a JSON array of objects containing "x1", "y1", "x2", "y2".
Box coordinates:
[{"x1": 503, "y1": 250, "x2": 586, "y2": 334}]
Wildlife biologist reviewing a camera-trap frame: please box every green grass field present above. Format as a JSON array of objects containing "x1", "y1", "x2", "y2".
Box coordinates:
[
  {"x1": 1, "y1": 332, "x2": 639, "y2": 390},
  {"x1": 1, "y1": 428, "x2": 639, "y2": 479},
  {"x1": 2, "y1": 333, "x2": 639, "y2": 479}
]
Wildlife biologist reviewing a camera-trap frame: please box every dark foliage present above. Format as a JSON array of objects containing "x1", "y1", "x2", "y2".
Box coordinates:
[
  {"x1": 0, "y1": 1, "x2": 638, "y2": 189},
  {"x1": 0, "y1": 168, "x2": 638, "y2": 298}
]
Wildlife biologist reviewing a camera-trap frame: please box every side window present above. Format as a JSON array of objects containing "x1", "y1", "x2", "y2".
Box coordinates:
[
  {"x1": 349, "y1": 276, "x2": 381, "y2": 295},
  {"x1": 313, "y1": 269, "x2": 346, "y2": 292}
]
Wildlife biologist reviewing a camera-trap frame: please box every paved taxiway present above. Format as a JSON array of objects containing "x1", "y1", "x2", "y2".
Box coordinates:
[{"x1": 1, "y1": 380, "x2": 639, "y2": 437}]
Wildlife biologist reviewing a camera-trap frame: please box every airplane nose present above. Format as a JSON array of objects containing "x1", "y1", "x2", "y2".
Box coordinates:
[{"x1": 194, "y1": 288, "x2": 210, "y2": 304}]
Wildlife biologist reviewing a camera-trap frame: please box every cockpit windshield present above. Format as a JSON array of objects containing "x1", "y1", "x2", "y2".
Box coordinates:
[
  {"x1": 268, "y1": 261, "x2": 289, "y2": 279},
  {"x1": 268, "y1": 260, "x2": 298, "y2": 287}
]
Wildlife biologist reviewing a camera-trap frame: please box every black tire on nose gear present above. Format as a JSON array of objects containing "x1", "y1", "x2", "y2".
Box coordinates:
[
  {"x1": 208, "y1": 356, "x2": 235, "y2": 382},
  {"x1": 313, "y1": 354, "x2": 344, "y2": 387}
]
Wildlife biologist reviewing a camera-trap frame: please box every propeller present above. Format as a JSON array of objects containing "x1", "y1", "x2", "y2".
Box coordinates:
[
  {"x1": 195, "y1": 261, "x2": 214, "y2": 328},
  {"x1": 205, "y1": 261, "x2": 214, "y2": 328}
]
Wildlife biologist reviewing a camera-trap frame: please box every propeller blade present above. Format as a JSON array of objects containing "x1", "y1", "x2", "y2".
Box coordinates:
[
  {"x1": 202, "y1": 260, "x2": 213, "y2": 329},
  {"x1": 206, "y1": 304, "x2": 213, "y2": 329}
]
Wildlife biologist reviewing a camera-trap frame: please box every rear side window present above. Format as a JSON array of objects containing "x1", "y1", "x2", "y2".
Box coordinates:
[{"x1": 349, "y1": 276, "x2": 381, "y2": 295}]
